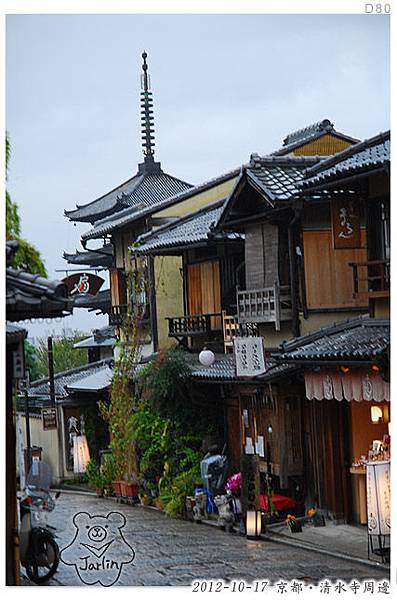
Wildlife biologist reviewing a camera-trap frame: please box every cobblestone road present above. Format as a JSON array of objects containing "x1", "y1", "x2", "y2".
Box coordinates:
[{"x1": 29, "y1": 492, "x2": 388, "y2": 587}]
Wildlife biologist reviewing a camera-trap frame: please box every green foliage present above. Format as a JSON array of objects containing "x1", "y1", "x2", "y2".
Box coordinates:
[
  {"x1": 5, "y1": 132, "x2": 47, "y2": 276},
  {"x1": 159, "y1": 466, "x2": 202, "y2": 518},
  {"x1": 85, "y1": 458, "x2": 114, "y2": 491},
  {"x1": 12, "y1": 238, "x2": 47, "y2": 277},
  {"x1": 34, "y1": 332, "x2": 88, "y2": 379},
  {"x1": 99, "y1": 262, "x2": 147, "y2": 481},
  {"x1": 85, "y1": 460, "x2": 103, "y2": 489},
  {"x1": 131, "y1": 348, "x2": 209, "y2": 517},
  {"x1": 24, "y1": 340, "x2": 42, "y2": 382}
]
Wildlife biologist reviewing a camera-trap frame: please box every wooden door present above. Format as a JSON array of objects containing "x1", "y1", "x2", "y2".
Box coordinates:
[
  {"x1": 302, "y1": 398, "x2": 350, "y2": 521},
  {"x1": 187, "y1": 260, "x2": 221, "y2": 317},
  {"x1": 303, "y1": 230, "x2": 367, "y2": 309}
]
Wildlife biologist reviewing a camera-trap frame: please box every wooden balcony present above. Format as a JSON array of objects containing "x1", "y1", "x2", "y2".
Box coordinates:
[
  {"x1": 349, "y1": 260, "x2": 390, "y2": 301},
  {"x1": 237, "y1": 283, "x2": 292, "y2": 330},
  {"x1": 166, "y1": 313, "x2": 222, "y2": 340}
]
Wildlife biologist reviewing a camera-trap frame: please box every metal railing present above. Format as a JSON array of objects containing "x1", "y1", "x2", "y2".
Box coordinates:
[{"x1": 237, "y1": 283, "x2": 292, "y2": 330}]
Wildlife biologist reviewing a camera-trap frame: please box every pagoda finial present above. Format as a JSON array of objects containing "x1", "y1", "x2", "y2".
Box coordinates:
[{"x1": 140, "y1": 51, "x2": 155, "y2": 161}]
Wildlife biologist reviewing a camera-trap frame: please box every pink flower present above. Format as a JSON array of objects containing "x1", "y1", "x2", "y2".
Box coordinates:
[{"x1": 225, "y1": 472, "x2": 242, "y2": 493}]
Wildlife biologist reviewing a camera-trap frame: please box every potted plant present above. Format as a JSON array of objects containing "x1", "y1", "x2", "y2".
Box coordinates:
[
  {"x1": 308, "y1": 507, "x2": 325, "y2": 527},
  {"x1": 100, "y1": 454, "x2": 123, "y2": 499},
  {"x1": 86, "y1": 460, "x2": 104, "y2": 497},
  {"x1": 286, "y1": 514, "x2": 302, "y2": 533}
]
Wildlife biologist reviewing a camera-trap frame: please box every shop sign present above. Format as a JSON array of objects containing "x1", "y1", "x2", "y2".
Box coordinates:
[
  {"x1": 331, "y1": 197, "x2": 361, "y2": 249},
  {"x1": 366, "y1": 460, "x2": 390, "y2": 536},
  {"x1": 234, "y1": 337, "x2": 266, "y2": 378},
  {"x1": 241, "y1": 454, "x2": 260, "y2": 516},
  {"x1": 62, "y1": 272, "x2": 104, "y2": 296},
  {"x1": 42, "y1": 407, "x2": 58, "y2": 431},
  {"x1": 13, "y1": 340, "x2": 25, "y2": 379}
]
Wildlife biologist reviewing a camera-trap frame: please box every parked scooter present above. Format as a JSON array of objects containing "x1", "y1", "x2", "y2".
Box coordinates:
[{"x1": 19, "y1": 460, "x2": 60, "y2": 584}]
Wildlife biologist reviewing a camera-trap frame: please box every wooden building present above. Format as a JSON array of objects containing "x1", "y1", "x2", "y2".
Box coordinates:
[
  {"x1": 135, "y1": 126, "x2": 389, "y2": 524},
  {"x1": 6, "y1": 240, "x2": 71, "y2": 585}
]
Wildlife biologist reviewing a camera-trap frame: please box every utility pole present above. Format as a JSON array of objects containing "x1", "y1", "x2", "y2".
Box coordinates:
[
  {"x1": 47, "y1": 337, "x2": 64, "y2": 482},
  {"x1": 23, "y1": 373, "x2": 32, "y2": 476}
]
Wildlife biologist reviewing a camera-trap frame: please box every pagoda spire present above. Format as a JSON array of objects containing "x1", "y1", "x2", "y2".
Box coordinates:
[{"x1": 140, "y1": 51, "x2": 155, "y2": 162}]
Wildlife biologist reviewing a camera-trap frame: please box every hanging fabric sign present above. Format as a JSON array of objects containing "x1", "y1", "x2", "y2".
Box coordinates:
[
  {"x1": 234, "y1": 337, "x2": 266, "y2": 378},
  {"x1": 304, "y1": 369, "x2": 389, "y2": 402},
  {"x1": 366, "y1": 461, "x2": 390, "y2": 536}
]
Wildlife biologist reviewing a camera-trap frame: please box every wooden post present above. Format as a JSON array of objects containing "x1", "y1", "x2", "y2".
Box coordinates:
[{"x1": 48, "y1": 337, "x2": 64, "y2": 482}]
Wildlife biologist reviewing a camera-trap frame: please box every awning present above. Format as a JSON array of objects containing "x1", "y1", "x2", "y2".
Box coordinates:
[{"x1": 305, "y1": 369, "x2": 389, "y2": 402}]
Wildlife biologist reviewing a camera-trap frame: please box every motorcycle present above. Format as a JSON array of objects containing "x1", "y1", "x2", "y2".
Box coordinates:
[{"x1": 19, "y1": 460, "x2": 61, "y2": 584}]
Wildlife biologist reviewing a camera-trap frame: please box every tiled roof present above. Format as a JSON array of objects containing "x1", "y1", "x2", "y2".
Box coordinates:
[
  {"x1": 73, "y1": 289, "x2": 111, "y2": 314},
  {"x1": 6, "y1": 242, "x2": 71, "y2": 321},
  {"x1": 81, "y1": 167, "x2": 239, "y2": 241},
  {"x1": 276, "y1": 317, "x2": 389, "y2": 363},
  {"x1": 302, "y1": 131, "x2": 390, "y2": 189},
  {"x1": 65, "y1": 166, "x2": 191, "y2": 224},
  {"x1": 272, "y1": 119, "x2": 359, "y2": 156},
  {"x1": 215, "y1": 155, "x2": 320, "y2": 230},
  {"x1": 188, "y1": 353, "x2": 297, "y2": 383},
  {"x1": 26, "y1": 359, "x2": 113, "y2": 399},
  {"x1": 74, "y1": 325, "x2": 116, "y2": 349},
  {"x1": 6, "y1": 321, "x2": 27, "y2": 345},
  {"x1": 246, "y1": 155, "x2": 319, "y2": 202},
  {"x1": 134, "y1": 200, "x2": 243, "y2": 255},
  {"x1": 63, "y1": 244, "x2": 114, "y2": 269}
]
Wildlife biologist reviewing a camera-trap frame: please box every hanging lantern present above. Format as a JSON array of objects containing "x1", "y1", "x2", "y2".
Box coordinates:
[
  {"x1": 246, "y1": 509, "x2": 262, "y2": 539},
  {"x1": 199, "y1": 348, "x2": 215, "y2": 367},
  {"x1": 73, "y1": 435, "x2": 90, "y2": 474}
]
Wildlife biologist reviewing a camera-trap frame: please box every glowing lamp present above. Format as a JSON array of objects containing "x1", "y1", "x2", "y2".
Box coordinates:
[
  {"x1": 73, "y1": 435, "x2": 90, "y2": 473},
  {"x1": 340, "y1": 366, "x2": 350, "y2": 374},
  {"x1": 199, "y1": 348, "x2": 215, "y2": 367},
  {"x1": 371, "y1": 406, "x2": 383, "y2": 424},
  {"x1": 246, "y1": 510, "x2": 262, "y2": 539}
]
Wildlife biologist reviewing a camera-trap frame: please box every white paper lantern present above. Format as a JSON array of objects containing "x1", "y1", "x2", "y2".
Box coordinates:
[
  {"x1": 199, "y1": 348, "x2": 215, "y2": 367},
  {"x1": 246, "y1": 509, "x2": 262, "y2": 539},
  {"x1": 73, "y1": 434, "x2": 90, "y2": 474}
]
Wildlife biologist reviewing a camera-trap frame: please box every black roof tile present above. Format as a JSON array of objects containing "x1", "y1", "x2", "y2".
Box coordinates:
[
  {"x1": 302, "y1": 131, "x2": 390, "y2": 189},
  {"x1": 134, "y1": 200, "x2": 242, "y2": 255},
  {"x1": 277, "y1": 317, "x2": 389, "y2": 363}
]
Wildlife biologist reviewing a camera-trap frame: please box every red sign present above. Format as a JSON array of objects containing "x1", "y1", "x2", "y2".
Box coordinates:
[{"x1": 62, "y1": 273, "x2": 104, "y2": 296}]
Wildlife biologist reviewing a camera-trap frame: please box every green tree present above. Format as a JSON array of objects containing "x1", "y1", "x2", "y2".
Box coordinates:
[
  {"x1": 34, "y1": 331, "x2": 89, "y2": 379},
  {"x1": 6, "y1": 132, "x2": 47, "y2": 277},
  {"x1": 24, "y1": 340, "x2": 42, "y2": 382}
]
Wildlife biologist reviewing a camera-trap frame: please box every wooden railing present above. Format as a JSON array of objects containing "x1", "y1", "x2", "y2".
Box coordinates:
[
  {"x1": 166, "y1": 313, "x2": 222, "y2": 338},
  {"x1": 349, "y1": 260, "x2": 390, "y2": 300},
  {"x1": 237, "y1": 283, "x2": 292, "y2": 331}
]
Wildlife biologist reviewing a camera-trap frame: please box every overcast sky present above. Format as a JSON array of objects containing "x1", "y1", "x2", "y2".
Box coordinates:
[{"x1": 6, "y1": 14, "x2": 390, "y2": 340}]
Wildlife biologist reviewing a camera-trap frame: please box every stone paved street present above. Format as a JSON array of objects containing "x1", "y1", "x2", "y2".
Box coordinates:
[{"x1": 27, "y1": 492, "x2": 388, "y2": 587}]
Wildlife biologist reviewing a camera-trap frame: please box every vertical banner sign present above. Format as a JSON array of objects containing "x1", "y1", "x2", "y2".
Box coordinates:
[
  {"x1": 234, "y1": 337, "x2": 266, "y2": 378},
  {"x1": 241, "y1": 454, "x2": 261, "y2": 519},
  {"x1": 366, "y1": 461, "x2": 391, "y2": 536},
  {"x1": 16, "y1": 414, "x2": 26, "y2": 491},
  {"x1": 331, "y1": 197, "x2": 361, "y2": 249}
]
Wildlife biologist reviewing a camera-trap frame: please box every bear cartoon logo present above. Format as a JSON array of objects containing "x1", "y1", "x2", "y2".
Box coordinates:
[{"x1": 60, "y1": 512, "x2": 134, "y2": 586}]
